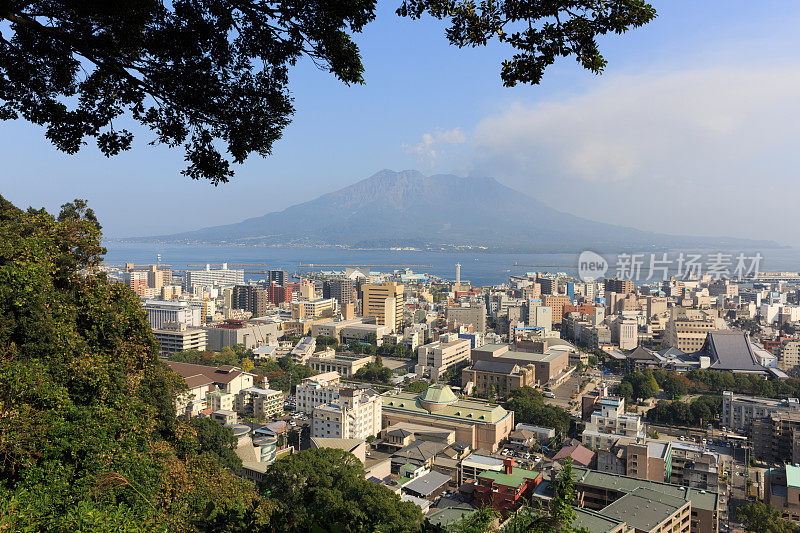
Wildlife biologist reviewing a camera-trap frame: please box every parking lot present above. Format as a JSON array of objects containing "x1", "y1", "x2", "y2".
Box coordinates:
[{"x1": 547, "y1": 373, "x2": 581, "y2": 410}]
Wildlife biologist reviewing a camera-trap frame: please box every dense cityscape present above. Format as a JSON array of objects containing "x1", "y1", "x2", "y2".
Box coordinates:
[
  {"x1": 98, "y1": 257, "x2": 800, "y2": 532},
  {"x1": 4, "y1": 1, "x2": 799, "y2": 531}
]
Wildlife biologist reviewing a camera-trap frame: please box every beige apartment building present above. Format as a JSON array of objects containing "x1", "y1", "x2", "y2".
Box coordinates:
[
  {"x1": 664, "y1": 307, "x2": 725, "y2": 353},
  {"x1": 542, "y1": 294, "x2": 571, "y2": 324},
  {"x1": 446, "y1": 304, "x2": 487, "y2": 334},
  {"x1": 626, "y1": 441, "x2": 672, "y2": 482},
  {"x1": 461, "y1": 360, "x2": 536, "y2": 397},
  {"x1": 311, "y1": 387, "x2": 382, "y2": 440},
  {"x1": 295, "y1": 372, "x2": 342, "y2": 414},
  {"x1": 780, "y1": 340, "x2": 800, "y2": 371},
  {"x1": 291, "y1": 297, "x2": 336, "y2": 319},
  {"x1": 362, "y1": 282, "x2": 404, "y2": 332},
  {"x1": 414, "y1": 334, "x2": 471, "y2": 380},
  {"x1": 152, "y1": 322, "x2": 207, "y2": 355},
  {"x1": 235, "y1": 387, "x2": 283, "y2": 418}
]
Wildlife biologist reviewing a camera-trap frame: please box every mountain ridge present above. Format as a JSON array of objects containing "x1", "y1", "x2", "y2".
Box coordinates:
[{"x1": 134, "y1": 169, "x2": 778, "y2": 252}]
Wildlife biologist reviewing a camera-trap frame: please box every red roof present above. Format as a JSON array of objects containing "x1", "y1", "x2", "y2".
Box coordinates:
[
  {"x1": 166, "y1": 360, "x2": 243, "y2": 385},
  {"x1": 552, "y1": 443, "x2": 595, "y2": 467}
]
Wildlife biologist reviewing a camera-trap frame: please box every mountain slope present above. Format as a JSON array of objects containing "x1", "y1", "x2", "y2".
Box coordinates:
[{"x1": 141, "y1": 169, "x2": 777, "y2": 251}]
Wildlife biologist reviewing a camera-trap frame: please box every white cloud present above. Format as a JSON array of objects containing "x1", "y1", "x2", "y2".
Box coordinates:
[
  {"x1": 402, "y1": 127, "x2": 466, "y2": 167},
  {"x1": 471, "y1": 65, "x2": 800, "y2": 186}
]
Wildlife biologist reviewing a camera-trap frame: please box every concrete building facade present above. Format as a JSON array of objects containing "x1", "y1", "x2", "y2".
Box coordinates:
[
  {"x1": 362, "y1": 282, "x2": 404, "y2": 333},
  {"x1": 415, "y1": 334, "x2": 471, "y2": 380}
]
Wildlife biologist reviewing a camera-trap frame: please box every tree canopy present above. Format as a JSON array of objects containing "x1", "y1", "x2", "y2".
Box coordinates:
[
  {"x1": 0, "y1": 196, "x2": 270, "y2": 530},
  {"x1": 646, "y1": 395, "x2": 722, "y2": 429},
  {"x1": 503, "y1": 386, "x2": 571, "y2": 435},
  {"x1": 736, "y1": 501, "x2": 800, "y2": 533},
  {"x1": 1, "y1": 1, "x2": 655, "y2": 183},
  {"x1": 354, "y1": 358, "x2": 393, "y2": 384},
  {"x1": 190, "y1": 417, "x2": 243, "y2": 473},
  {"x1": 259, "y1": 447, "x2": 423, "y2": 532},
  {"x1": 618, "y1": 371, "x2": 659, "y2": 400}
]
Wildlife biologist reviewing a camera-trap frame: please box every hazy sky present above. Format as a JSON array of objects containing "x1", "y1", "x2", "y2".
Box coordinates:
[{"x1": 1, "y1": 1, "x2": 799, "y2": 244}]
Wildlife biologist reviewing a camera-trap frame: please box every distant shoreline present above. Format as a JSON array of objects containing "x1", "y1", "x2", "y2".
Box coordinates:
[{"x1": 106, "y1": 238, "x2": 783, "y2": 256}]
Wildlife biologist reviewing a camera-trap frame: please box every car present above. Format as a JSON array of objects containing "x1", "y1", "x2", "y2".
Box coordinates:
[
  {"x1": 679, "y1": 436, "x2": 685, "y2": 441},
  {"x1": 543, "y1": 391, "x2": 555, "y2": 398}
]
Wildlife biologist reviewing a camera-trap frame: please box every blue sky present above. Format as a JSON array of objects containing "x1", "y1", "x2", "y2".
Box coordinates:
[{"x1": 1, "y1": 1, "x2": 799, "y2": 244}]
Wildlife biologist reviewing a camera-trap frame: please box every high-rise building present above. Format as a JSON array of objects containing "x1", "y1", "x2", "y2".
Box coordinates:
[
  {"x1": 542, "y1": 294, "x2": 571, "y2": 324},
  {"x1": 183, "y1": 263, "x2": 244, "y2": 291},
  {"x1": 268, "y1": 269, "x2": 291, "y2": 286},
  {"x1": 780, "y1": 341, "x2": 800, "y2": 372},
  {"x1": 751, "y1": 411, "x2": 800, "y2": 465},
  {"x1": 267, "y1": 281, "x2": 294, "y2": 305},
  {"x1": 612, "y1": 317, "x2": 638, "y2": 350},
  {"x1": 664, "y1": 307, "x2": 724, "y2": 352},
  {"x1": 722, "y1": 390, "x2": 800, "y2": 431},
  {"x1": 537, "y1": 277, "x2": 558, "y2": 296},
  {"x1": 124, "y1": 263, "x2": 173, "y2": 291},
  {"x1": 144, "y1": 300, "x2": 202, "y2": 329},
  {"x1": 362, "y1": 281, "x2": 404, "y2": 333},
  {"x1": 415, "y1": 334, "x2": 471, "y2": 380},
  {"x1": 604, "y1": 278, "x2": 634, "y2": 295},
  {"x1": 122, "y1": 270, "x2": 149, "y2": 297},
  {"x1": 446, "y1": 304, "x2": 486, "y2": 334},
  {"x1": 152, "y1": 322, "x2": 208, "y2": 355},
  {"x1": 232, "y1": 284, "x2": 269, "y2": 317},
  {"x1": 311, "y1": 387, "x2": 382, "y2": 441},
  {"x1": 527, "y1": 305, "x2": 553, "y2": 334},
  {"x1": 327, "y1": 278, "x2": 356, "y2": 308}
]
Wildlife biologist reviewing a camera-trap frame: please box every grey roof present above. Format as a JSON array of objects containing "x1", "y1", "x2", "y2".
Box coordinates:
[
  {"x1": 657, "y1": 347, "x2": 686, "y2": 358},
  {"x1": 572, "y1": 508, "x2": 626, "y2": 533},
  {"x1": 402, "y1": 471, "x2": 451, "y2": 497},
  {"x1": 471, "y1": 359, "x2": 520, "y2": 374},
  {"x1": 704, "y1": 331, "x2": 768, "y2": 373},
  {"x1": 392, "y1": 441, "x2": 446, "y2": 462},
  {"x1": 627, "y1": 346, "x2": 659, "y2": 361},
  {"x1": 601, "y1": 487, "x2": 688, "y2": 531}
]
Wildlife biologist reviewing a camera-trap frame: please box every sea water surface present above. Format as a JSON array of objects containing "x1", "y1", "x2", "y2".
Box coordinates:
[{"x1": 104, "y1": 242, "x2": 800, "y2": 287}]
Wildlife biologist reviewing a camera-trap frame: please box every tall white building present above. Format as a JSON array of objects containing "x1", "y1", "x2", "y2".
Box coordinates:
[
  {"x1": 183, "y1": 263, "x2": 244, "y2": 292},
  {"x1": 311, "y1": 387, "x2": 382, "y2": 440},
  {"x1": 527, "y1": 305, "x2": 553, "y2": 334},
  {"x1": 582, "y1": 396, "x2": 644, "y2": 450},
  {"x1": 296, "y1": 372, "x2": 344, "y2": 414},
  {"x1": 612, "y1": 317, "x2": 638, "y2": 350},
  {"x1": 144, "y1": 300, "x2": 202, "y2": 329}
]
